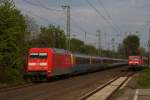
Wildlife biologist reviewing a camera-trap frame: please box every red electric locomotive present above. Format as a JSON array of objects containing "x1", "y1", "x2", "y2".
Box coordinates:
[
  {"x1": 25, "y1": 48, "x2": 73, "y2": 80},
  {"x1": 128, "y1": 56, "x2": 148, "y2": 69}
]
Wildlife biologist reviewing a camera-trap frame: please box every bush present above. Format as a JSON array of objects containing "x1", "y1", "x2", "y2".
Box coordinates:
[
  {"x1": 137, "y1": 67, "x2": 150, "y2": 88},
  {"x1": 0, "y1": 68, "x2": 24, "y2": 85}
]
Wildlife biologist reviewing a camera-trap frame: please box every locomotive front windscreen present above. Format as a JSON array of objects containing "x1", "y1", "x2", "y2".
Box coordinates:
[
  {"x1": 30, "y1": 53, "x2": 48, "y2": 59},
  {"x1": 129, "y1": 56, "x2": 141, "y2": 60}
]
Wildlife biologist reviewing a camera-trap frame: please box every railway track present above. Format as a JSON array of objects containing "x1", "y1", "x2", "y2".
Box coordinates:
[
  {"x1": 78, "y1": 72, "x2": 134, "y2": 100},
  {"x1": 0, "y1": 83, "x2": 33, "y2": 93},
  {"x1": 0, "y1": 66, "x2": 128, "y2": 100}
]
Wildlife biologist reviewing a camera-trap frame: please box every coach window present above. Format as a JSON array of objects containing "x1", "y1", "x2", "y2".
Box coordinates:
[
  {"x1": 85, "y1": 58, "x2": 90, "y2": 64},
  {"x1": 93, "y1": 59, "x2": 96, "y2": 64},
  {"x1": 76, "y1": 57, "x2": 81, "y2": 64}
]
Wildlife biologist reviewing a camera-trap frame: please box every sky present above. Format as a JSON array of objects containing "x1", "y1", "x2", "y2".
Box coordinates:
[{"x1": 14, "y1": 0, "x2": 150, "y2": 50}]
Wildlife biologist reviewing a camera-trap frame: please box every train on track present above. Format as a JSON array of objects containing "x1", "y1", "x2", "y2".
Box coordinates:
[
  {"x1": 128, "y1": 55, "x2": 148, "y2": 69},
  {"x1": 24, "y1": 48, "x2": 127, "y2": 81}
]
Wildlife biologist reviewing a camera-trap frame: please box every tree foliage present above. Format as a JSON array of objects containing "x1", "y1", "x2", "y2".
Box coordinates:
[
  {"x1": 70, "y1": 38, "x2": 85, "y2": 53},
  {"x1": 84, "y1": 45, "x2": 98, "y2": 55},
  {"x1": 0, "y1": 0, "x2": 27, "y2": 83},
  {"x1": 30, "y1": 25, "x2": 67, "y2": 49},
  {"x1": 70, "y1": 38, "x2": 99, "y2": 55},
  {"x1": 122, "y1": 35, "x2": 140, "y2": 57},
  {"x1": 0, "y1": 0, "x2": 27, "y2": 68},
  {"x1": 24, "y1": 15, "x2": 40, "y2": 41}
]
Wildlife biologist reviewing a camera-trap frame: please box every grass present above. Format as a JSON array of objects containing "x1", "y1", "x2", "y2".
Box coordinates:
[
  {"x1": 137, "y1": 67, "x2": 150, "y2": 88},
  {"x1": 116, "y1": 89, "x2": 124, "y2": 97}
]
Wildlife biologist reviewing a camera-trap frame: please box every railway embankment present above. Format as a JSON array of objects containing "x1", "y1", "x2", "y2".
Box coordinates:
[
  {"x1": 112, "y1": 67, "x2": 150, "y2": 100},
  {"x1": 137, "y1": 67, "x2": 150, "y2": 88},
  {"x1": 122, "y1": 67, "x2": 150, "y2": 89}
]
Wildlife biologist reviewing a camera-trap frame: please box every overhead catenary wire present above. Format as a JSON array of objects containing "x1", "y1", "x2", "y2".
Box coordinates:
[
  {"x1": 97, "y1": 0, "x2": 112, "y2": 20},
  {"x1": 61, "y1": 2, "x2": 96, "y2": 38},
  {"x1": 21, "y1": 9, "x2": 63, "y2": 28},
  {"x1": 71, "y1": 18, "x2": 95, "y2": 37},
  {"x1": 85, "y1": 0, "x2": 120, "y2": 34},
  {"x1": 22, "y1": 8, "x2": 94, "y2": 42},
  {"x1": 23, "y1": 0, "x2": 63, "y2": 12},
  {"x1": 23, "y1": 0, "x2": 97, "y2": 40},
  {"x1": 97, "y1": 0, "x2": 122, "y2": 34},
  {"x1": 22, "y1": 0, "x2": 99, "y2": 47},
  {"x1": 22, "y1": 0, "x2": 65, "y2": 26}
]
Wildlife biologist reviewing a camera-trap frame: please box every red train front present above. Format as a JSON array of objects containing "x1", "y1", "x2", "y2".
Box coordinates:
[
  {"x1": 128, "y1": 56, "x2": 148, "y2": 69},
  {"x1": 128, "y1": 56, "x2": 142, "y2": 65},
  {"x1": 25, "y1": 48, "x2": 73, "y2": 80}
]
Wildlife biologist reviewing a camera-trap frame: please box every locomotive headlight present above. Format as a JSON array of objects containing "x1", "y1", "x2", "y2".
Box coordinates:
[
  {"x1": 28, "y1": 62, "x2": 36, "y2": 66},
  {"x1": 39, "y1": 62, "x2": 47, "y2": 66}
]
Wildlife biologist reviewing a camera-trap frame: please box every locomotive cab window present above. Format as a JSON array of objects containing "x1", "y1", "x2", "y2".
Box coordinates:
[
  {"x1": 129, "y1": 58, "x2": 140, "y2": 60},
  {"x1": 30, "y1": 53, "x2": 48, "y2": 59},
  {"x1": 39, "y1": 53, "x2": 48, "y2": 59},
  {"x1": 30, "y1": 53, "x2": 38, "y2": 58}
]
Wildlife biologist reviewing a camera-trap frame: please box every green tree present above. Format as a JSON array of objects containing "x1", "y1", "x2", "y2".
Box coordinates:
[
  {"x1": 0, "y1": 0, "x2": 27, "y2": 83},
  {"x1": 24, "y1": 15, "x2": 40, "y2": 41},
  {"x1": 84, "y1": 45, "x2": 98, "y2": 55},
  {"x1": 70, "y1": 38, "x2": 98, "y2": 55},
  {"x1": 139, "y1": 47, "x2": 147, "y2": 56},
  {"x1": 70, "y1": 38, "x2": 85, "y2": 53},
  {"x1": 122, "y1": 35, "x2": 140, "y2": 57},
  {"x1": 32, "y1": 24, "x2": 66, "y2": 49}
]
